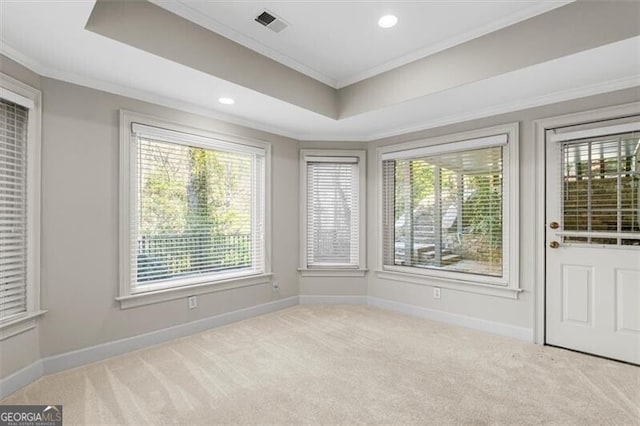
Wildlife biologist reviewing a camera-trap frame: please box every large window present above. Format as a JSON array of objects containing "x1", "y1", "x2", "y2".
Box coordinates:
[
  {"x1": 379, "y1": 125, "x2": 519, "y2": 290},
  {"x1": 300, "y1": 150, "x2": 366, "y2": 276},
  {"x1": 0, "y1": 98, "x2": 29, "y2": 321},
  {"x1": 0, "y1": 74, "x2": 42, "y2": 334},
  {"x1": 119, "y1": 113, "x2": 270, "y2": 306}
]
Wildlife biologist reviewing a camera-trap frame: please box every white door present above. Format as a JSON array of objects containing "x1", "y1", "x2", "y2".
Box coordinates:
[{"x1": 546, "y1": 124, "x2": 640, "y2": 365}]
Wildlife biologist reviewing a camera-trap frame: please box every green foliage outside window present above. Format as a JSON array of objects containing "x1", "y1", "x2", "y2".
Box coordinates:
[
  {"x1": 137, "y1": 140, "x2": 253, "y2": 282},
  {"x1": 391, "y1": 153, "x2": 503, "y2": 275}
]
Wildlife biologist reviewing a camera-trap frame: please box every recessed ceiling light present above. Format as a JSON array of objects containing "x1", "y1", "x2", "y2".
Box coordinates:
[
  {"x1": 218, "y1": 97, "x2": 235, "y2": 105},
  {"x1": 378, "y1": 14, "x2": 398, "y2": 29}
]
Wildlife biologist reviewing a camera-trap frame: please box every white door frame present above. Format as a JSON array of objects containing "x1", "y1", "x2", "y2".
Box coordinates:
[{"x1": 533, "y1": 101, "x2": 640, "y2": 345}]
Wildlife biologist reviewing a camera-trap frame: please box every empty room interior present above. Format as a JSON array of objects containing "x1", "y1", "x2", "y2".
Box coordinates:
[{"x1": 0, "y1": 0, "x2": 639, "y2": 424}]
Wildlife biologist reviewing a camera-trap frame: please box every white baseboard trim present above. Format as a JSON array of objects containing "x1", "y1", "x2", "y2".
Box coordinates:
[
  {"x1": 299, "y1": 295, "x2": 368, "y2": 305},
  {"x1": 0, "y1": 360, "x2": 43, "y2": 400},
  {"x1": 367, "y1": 296, "x2": 534, "y2": 342},
  {"x1": 0, "y1": 296, "x2": 297, "y2": 399},
  {"x1": 42, "y1": 296, "x2": 298, "y2": 375},
  {"x1": 2, "y1": 294, "x2": 534, "y2": 399}
]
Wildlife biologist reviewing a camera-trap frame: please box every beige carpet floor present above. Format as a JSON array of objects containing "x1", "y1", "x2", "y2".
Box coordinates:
[{"x1": 2, "y1": 305, "x2": 639, "y2": 425}]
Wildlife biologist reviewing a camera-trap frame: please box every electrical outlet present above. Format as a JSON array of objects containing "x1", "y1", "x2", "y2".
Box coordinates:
[
  {"x1": 188, "y1": 296, "x2": 197, "y2": 309},
  {"x1": 433, "y1": 287, "x2": 441, "y2": 299},
  {"x1": 272, "y1": 280, "x2": 279, "y2": 291}
]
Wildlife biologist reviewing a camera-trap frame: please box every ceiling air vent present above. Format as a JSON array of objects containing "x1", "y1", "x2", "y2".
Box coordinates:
[{"x1": 254, "y1": 10, "x2": 289, "y2": 33}]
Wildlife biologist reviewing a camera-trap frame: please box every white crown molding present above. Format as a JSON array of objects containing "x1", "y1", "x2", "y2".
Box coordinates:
[
  {"x1": 3, "y1": 40, "x2": 638, "y2": 144},
  {"x1": 150, "y1": 0, "x2": 338, "y2": 88},
  {"x1": 0, "y1": 42, "x2": 304, "y2": 142},
  {"x1": 335, "y1": 1, "x2": 574, "y2": 88},
  {"x1": 293, "y1": 74, "x2": 640, "y2": 142},
  {"x1": 153, "y1": 0, "x2": 572, "y2": 90},
  {"x1": 360, "y1": 75, "x2": 640, "y2": 142},
  {"x1": 0, "y1": 42, "x2": 48, "y2": 81}
]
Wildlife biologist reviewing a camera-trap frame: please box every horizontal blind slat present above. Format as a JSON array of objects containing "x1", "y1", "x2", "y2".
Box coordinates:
[
  {"x1": 0, "y1": 306, "x2": 27, "y2": 320},
  {"x1": 132, "y1": 132, "x2": 265, "y2": 289},
  {"x1": 0, "y1": 98, "x2": 28, "y2": 318},
  {"x1": 382, "y1": 144, "x2": 505, "y2": 278},
  {"x1": 306, "y1": 161, "x2": 359, "y2": 267}
]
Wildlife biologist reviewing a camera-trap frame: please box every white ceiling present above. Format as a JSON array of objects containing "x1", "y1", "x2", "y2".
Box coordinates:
[
  {"x1": 152, "y1": 0, "x2": 571, "y2": 88},
  {"x1": 1, "y1": 1, "x2": 638, "y2": 141}
]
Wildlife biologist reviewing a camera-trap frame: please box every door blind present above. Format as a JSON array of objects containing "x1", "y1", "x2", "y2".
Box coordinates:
[
  {"x1": 306, "y1": 158, "x2": 359, "y2": 267},
  {"x1": 561, "y1": 132, "x2": 640, "y2": 246},
  {"x1": 0, "y1": 98, "x2": 28, "y2": 321},
  {"x1": 133, "y1": 130, "x2": 265, "y2": 292}
]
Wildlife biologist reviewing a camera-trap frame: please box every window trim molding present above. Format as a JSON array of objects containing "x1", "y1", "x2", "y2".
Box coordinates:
[
  {"x1": 375, "y1": 270, "x2": 522, "y2": 299},
  {"x1": 0, "y1": 73, "x2": 45, "y2": 333},
  {"x1": 375, "y1": 122, "x2": 520, "y2": 297},
  {"x1": 118, "y1": 110, "x2": 272, "y2": 308},
  {"x1": 116, "y1": 273, "x2": 274, "y2": 309},
  {"x1": 299, "y1": 149, "x2": 367, "y2": 277},
  {"x1": 0, "y1": 310, "x2": 47, "y2": 341}
]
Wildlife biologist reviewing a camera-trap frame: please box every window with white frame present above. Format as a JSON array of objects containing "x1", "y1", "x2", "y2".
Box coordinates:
[
  {"x1": 0, "y1": 74, "x2": 42, "y2": 328},
  {"x1": 380, "y1": 125, "x2": 519, "y2": 289},
  {"x1": 120, "y1": 113, "x2": 269, "y2": 300},
  {"x1": 300, "y1": 150, "x2": 366, "y2": 274}
]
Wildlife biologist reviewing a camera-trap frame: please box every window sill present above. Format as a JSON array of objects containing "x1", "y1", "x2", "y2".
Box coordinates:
[
  {"x1": 0, "y1": 310, "x2": 47, "y2": 341},
  {"x1": 375, "y1": 270, "x2": 522, "y2": 299},
  {"x1": 298, "y1": 268, "x2": 368, "y2": 277},
  {"x1": 116, "y1": 273, "x2": 273, "y2": 309}
]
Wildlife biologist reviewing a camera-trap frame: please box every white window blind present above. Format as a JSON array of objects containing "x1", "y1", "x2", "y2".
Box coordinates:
[
  {"x1": 131, "y1": 124, "x2": 265, "y2": 293},
  {"x1": 306, "y1": 157, "x2": 359, "y2": 267},
  {"x1": 382, "y1": 143, "x2": 506, "y2": 279},
  {"x1": 0, "y1": 98, "x2": 28, "y2": 320}
]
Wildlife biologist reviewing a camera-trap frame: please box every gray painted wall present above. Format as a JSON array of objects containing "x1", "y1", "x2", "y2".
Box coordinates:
[
  {"x1": 297, "y1": 141, "x2": 368, "y2": 296},
  {"x1": 0, "y1": 59, "x2": 300, "y2": 377},
  {"x1": 0, "y1": 57, "x2": 42, "y2": 379},
  {"x1": 1, "y1": 52, "x2": 639, "y2": 383},
  {"x1": 299, "y1": 88, "x2": 640, "y2": 311},
  {"x1": 37, "y1": 78, "x2": 300, "y2": 357},
  {"x1": 366, "y1": 87, "x2": 640, "y2": 329}
]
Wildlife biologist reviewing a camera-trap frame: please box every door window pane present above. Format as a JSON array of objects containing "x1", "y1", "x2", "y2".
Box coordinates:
[{"x1": 561, "y1": 133, "x2": 640, "y2": 246}]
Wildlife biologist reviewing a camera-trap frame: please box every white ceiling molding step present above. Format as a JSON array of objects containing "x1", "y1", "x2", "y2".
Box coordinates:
[
  {"x1": 1, "y1": 0, "x2": 639, "y2": 141},
  {"x1": 86, "y1": 0, "x2": 338, "y2": 119}
]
